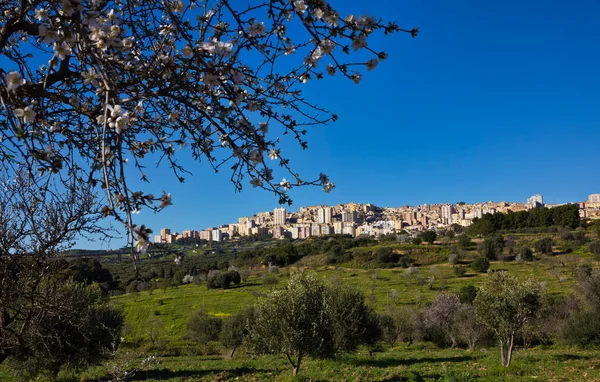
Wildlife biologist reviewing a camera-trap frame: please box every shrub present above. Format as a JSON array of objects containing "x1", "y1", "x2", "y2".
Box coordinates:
[
  {"x1": 448, "y1": 253, "x2": 460, "y2": 265},
  {"x1": 421, "y1": 231, "x2": 437, "y2": 244},
  {"x1": 376, "y1": 247, "x2": 399, "y2": 264},
  {"x1": 207, "y1": 270, "x2": 241, "y2": 289},
  {"x1": 588, "y1": 241, "x2": 600, "y2": 260},
  {"x1": 261, "y1": 272, "x2": 279, "y2": 286},
  {"x1": 219, "y1": 307, "x2": 255, "y2": 357},
  {"x1": 9, "y1": 282, "x2": 123, "y2": 379},
  {"x1": 398, "y1": 255, "x2": 414, "y2": 268},
  {"x1": 453, "y1": 266, "x2": 467, "y2": 277},
  {"x1": 459, "y1": 285, "x2": 478, "y2": 304},
  {"x1": 479, "y1": 234, "x2": 505, "y2": 260},
  {"x1": 187, "y1": 311, "x2": 222, "y2": 344},
  {"x1": 561, "y1": 311, "x2": 600, "y2": 347},
  {"x1": 471, "y1": 257, "x2": 490, "y2": 273},
  {"x1": 457, "y1": 234, "x2": 473, "y2": 248},
  {"x1": 516, "y1": 246, "x2": 534, "y2": 262},
  {"x1": 411, "y1": 237, "x2": 422, "y2": 245},
  {"x1": 535, "y1": 237, "x2": 553, "y2": 255}
]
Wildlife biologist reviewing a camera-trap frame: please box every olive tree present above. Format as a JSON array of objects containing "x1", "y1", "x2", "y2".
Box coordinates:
[
  {"x1": 9, "y1": 282, "x2": 123, "y2": 379},
  {"x1": 247, "y1": 272, "x2": 334, "y2": 376},
  {"x1": 247, "y1": 271, "x2": 379, "y2": 376},
  {"x1": 0, "y1": 170, "x2": 106, "y2": 366},
  {"x1": 474, "y1": 271, "x2": 545, "y2": 367},
  {"x1": 0, "y1": 0, "x2": 416, "y2": 257}
]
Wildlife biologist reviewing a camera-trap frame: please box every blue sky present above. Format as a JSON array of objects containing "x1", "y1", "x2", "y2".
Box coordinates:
[{"x1": 84, "y1": 0, "x2": 600, "y2": 248}]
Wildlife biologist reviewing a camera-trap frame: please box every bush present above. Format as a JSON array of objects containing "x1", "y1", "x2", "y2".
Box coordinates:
[
  {"x1": 535, "y1": 237, "x2": 553, "y2": 255},
  {"x1": 421, "y1": 231, "x2": 437, "y2": 244},
  {"x1": 448, "y1": 253, "x2": 460, "y2": 265},
  {"x1": 516, "y1": 246, "x2": 534, "y2": 262},
  {"x1": 187, "y1": 311, "x2": 222, "y2": 344},
  {"x1": 398, "y1": 255, "x2": 414, "y2": 268},
  {"x1": 479, "y1": 234, "x2": 505, "y2": 260},
  {"x1": 261, "y1": 272, "x2": 279, "y2": 286},
  {"x1": 207, "y1": 270, "x2": 241, "y2": 289},
  {"x1": 219, "y1": 307, "x2": 255, "y2": 357},
  {"x1": 9, "y1": 282, "x2": 123, "y2": 379},
  {"x1": 453, "y1": 266, "x2": 467, "y2": 277},
  {"x1": 588, "y1": 241, "x2": 600, "y2": 260},
  {"x1": 411, "y1": 237, "x2": 422, "y2": 245},
  {"x1": 459, "y1": 285, "x2": 478, "y2": 304},
  {"x1": 457, "y1": 234, "x2": 473, "y2": 248},
  {"x1": 561, "y1": 311, "x2": 600, "y2": 348},
  {"x1": 376, "y1": 247, "x2": 399, "y2": 264},
  {"x1": 471, "y1": 257, "x2": 490, "y2": 273}
]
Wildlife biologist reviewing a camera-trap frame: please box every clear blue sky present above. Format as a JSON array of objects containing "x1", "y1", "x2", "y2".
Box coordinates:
[{"x1": 85, "y1": 0, "x2": 600, "y2": 248}]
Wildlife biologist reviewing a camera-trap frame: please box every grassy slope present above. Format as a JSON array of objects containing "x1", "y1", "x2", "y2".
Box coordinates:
[
  {"x1": 1, "y1": 239, "x2": 599, "y2": 381},
  {"x1": 115, "y1": 256, "x2": 587, "y2": 343}
]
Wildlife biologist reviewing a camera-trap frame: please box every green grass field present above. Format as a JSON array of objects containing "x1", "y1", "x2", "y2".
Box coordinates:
[{"x1": 1, "y1": 239, "x2": 599, "y2": 381}]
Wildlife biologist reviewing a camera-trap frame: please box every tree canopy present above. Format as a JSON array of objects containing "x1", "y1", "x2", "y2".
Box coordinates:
[{"x1": 0, "y1": 0, "x2": 416, "y2": 252}]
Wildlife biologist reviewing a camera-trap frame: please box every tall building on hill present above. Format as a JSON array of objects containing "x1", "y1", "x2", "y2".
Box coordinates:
[
  {"x1": 342, "y1": 211, "x2": 356, "y2": 223},
  {"x1": 274, "y1": 207, "x2": 287, "y2": 226},
  {"x1": 441, "y1": 205, "x2": 454, "y2": 224},
  {"x1": 527, "y1": 194, "x2": 544, "y2": 210},
  {"x1": 318, "y1": 207, "x2": 332, "y2": 224}
]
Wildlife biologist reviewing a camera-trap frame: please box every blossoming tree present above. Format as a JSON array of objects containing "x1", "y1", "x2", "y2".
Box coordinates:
[{"x1": 0, "y1": 0, "x2": 417, "y2": 253}]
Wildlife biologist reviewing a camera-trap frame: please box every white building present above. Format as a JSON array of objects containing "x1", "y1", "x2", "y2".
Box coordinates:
[
  {"x1": 318, "y1": 207, "x2": 332, "y2": 224},
  {"x1": 527, "y1": 194, "x2": 544, "y2": 209},
  {"x1": 211, "y1": 229, "x2": 222, "y2": 242},
  {"x1": 273, "y1": 207, "x2": 287, "y2": 226}
]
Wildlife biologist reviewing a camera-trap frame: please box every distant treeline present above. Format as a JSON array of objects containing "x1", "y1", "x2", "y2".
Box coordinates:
[
  {"x1": 468, "y1": 204, "x2": 580, "y2": 236},
  {"x1": 236, "y1": 235, "x2": 377, "y2": 267}
]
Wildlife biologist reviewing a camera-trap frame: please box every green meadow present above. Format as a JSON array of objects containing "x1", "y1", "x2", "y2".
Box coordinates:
[{"x1": 2, "y1": 235, "x2": 599, "y2": 381}]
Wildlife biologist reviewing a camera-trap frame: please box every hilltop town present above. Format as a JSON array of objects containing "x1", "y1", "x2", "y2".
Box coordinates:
[{"x1": 154, "y1": 193, "x2": 600, "y2": 244}]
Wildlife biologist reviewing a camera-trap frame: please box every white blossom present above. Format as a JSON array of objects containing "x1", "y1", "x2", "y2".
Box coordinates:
[
  {"x1": 34, "y1": 8, "x2": 48, "y2": 21},
  {"x1": 249, "y1": 22, "x2": 266, "y2": 37},
  {"x1": 14, "y1": 106, "x2": 36, "y2": 123},
  {"x1": 5, "y1": 71, "x2": 25, "y2": 92},
  {"x1": 280, "y1": 178, "x2": 291, "y2": 191},
  {"x1": 268, "y1": 149, "x2": 279, "y2": 160},
  {"x1": 181, "y1": 45, "x2": 193, "y2": 58},
  {"x1": 293, "y1": 0, "x2": 307, "y2": 14},
  {"x1": 81, "y1": 67, "x2": 100, "y2": 86},
  {"x1": 323, "y1": 181, "x2": 335, "y2": 193},
  {"x1": 53, "y1": 42, "x2": 72, "y2": 61}
]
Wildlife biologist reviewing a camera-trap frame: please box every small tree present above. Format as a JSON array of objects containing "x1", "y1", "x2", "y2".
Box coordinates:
[
  {"x1": 247, "y1": 272, "x2": 378, "y2": 376},
  {"x1": 453, "y1": 266, "x2": 467, "y2": 277},
  {"x1": 516, "y1": 246, "x2": 534, "y2": 262},
  {"x1": 219, "y1": 307, "x2": 255, "y2": 358},
  {"x1": 423, "y1": 293, "x2": 461, "y2": 348},
  {"x1": 452, "y1": 304, "x2": 488, "y2": 351},
  {"x1": 535, "y1": 237, "x2": 553, "y2": 255},
  {"x1": 479, "y1": 234, "x2": 505, "y2": 260},
  {"x1": 9, "y1": 282, "x2": 123, "y2": 378},
  {"x1": 328, "y1": 286, "x2": 380, "y2": 352},
  {"x1": 471, "y1": 257, "x2": 490, "y2": 273},
  {"x1": 421, "y1": 231, "x2": 437, "y2": 245},
  {"x1": 588, "y1": 241, "x2": 600, "y2": 260},
  {"x1": 474, "y1": 271, "x2": 545, "y2": 367},
  {"x1": 247, "y1": 272, "x2": 334, "y2": 376},
  {"x1": 187, "y1": 311, "x2": 222, "y2": 345}
]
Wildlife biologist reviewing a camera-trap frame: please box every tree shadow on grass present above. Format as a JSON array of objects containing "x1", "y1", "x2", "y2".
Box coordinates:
[
  {"x1": 345, "y1": 355, "x2": 476, "y2": 368},
  {"x1": 553, "y1": 354, "x2": 593, "y2": 362},
  {"x1": 121, "y1": 366, "x2": 268, "y2": 381}
]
